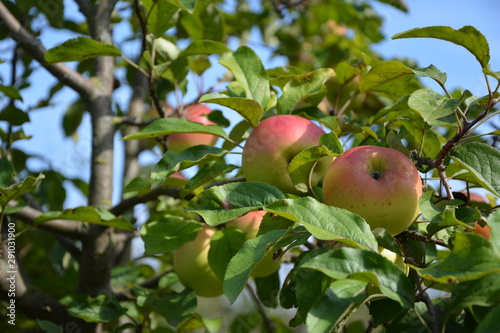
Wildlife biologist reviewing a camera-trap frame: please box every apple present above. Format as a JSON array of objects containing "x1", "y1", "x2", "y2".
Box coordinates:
[
  {"x1": 173, "y1": 226, "x2": 223, "y2": 297},
  {"x1": 462, "y1": 191, "x2": 491, "y2": 240},
  {"x1": 322, "y1": 145, "x2": 423, "y2": 236},
  {"x1": 379, "y1": 247, "x2": 409, "y2": 275},
  {"x1": 241, "y1": 115, "x2": 333, "y2": 194},
  {"x1": 227, "y1": 211, "x2": 281, "y2": 278},
  {"x1": 166, "y1": 104, "x2": 218, "y2": 153}
]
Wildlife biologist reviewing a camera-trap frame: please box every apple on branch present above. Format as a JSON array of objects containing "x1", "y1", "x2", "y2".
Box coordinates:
[
  {"x1": 173, "y1": 225, "x2": 223, "y2": 298},
  {"x1": 241, "y1": 115, "x2": 333, "y2": 194},
  {"x1": 166, "y1": 104, "x2": 218, "y2": 152},
  {"x1": 461, "y1": 191, "x2": 491, "y2": 240},
  {"x1": 323, "y1": 145, "x2": 423, "y2": 236}
]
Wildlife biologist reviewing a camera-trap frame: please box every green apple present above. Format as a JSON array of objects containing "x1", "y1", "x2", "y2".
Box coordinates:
[
  {"x1": 241, "y1": 115, "x2": 333, "y2": 194},
  {"x1": 227, "y1": 211, "x2": 281, "y2": 278},
  {"x1": 322, "y1": 145, "x2": 423, "y2": 235},
  {"x1": 166, "y1": 104, "x2": 218, "y2": 153},
  {"x1": 173, "y1": 226, "x2": 223, "y2": 297},
  {"x1": 379, "y1": 247, "x2": 409, "y2": 275}
]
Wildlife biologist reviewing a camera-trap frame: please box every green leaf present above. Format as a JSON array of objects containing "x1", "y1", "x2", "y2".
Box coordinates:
[
  {"x1": 150, "y1": 146, "x2": 228, "y2": 187},
  {"x1": 224, "y1": 229, "x2": 287, "y2": 304},
  {"x1": 122, "y1": 117, "x2": 228, "y2": 141},
  {"x1": 277, "y1": 68, "x2": 335, "y2": 114},
  {"x1": 489, "y1": 210, "x2": 500, "y2": 252},
  {"x1": 450, "y1": 142, "x2": 500, "y2": 196},
  {"x1": 179, "y1": 40, "x2": 231, "y2": 57},
  {"x1": 0, "y1": 106, "x2": 30, "y2": 126},
  {"x1": 34, "y1": 206, "x2": 135, "y2": 231},
  {"x1": 144, "y1": 289, "x2": 197, "y2": 325},
  {"x1": 208, "y1": 227, "x2": 246, "y2": 280},
  {"x1": 408, "y1": 88, "x2": 464, "y2": 126},
  {"x1": 187, "y1": 182, "x2": 286, "y2": 226},
  {"x1": 375, "y1": 0, "x2": 408, "y2": 12},
  {"x1": 171, "y1": 0, "x2": 197, "y2": 13},
  {"x1": 265, "y1": 197, "x2": 378, "y2": 251},
  {"x1": 254, "y1": 272, "x2": 280, "y2": 309},
  {"x1": 417, "y1": 232, "x2": 500, "y2": 283},
  {"x1": 306, "y1": 279, "x2": 369, "y2": 333},
  {"x1": 393, "y1": 25, "x2": 490, "y2": 69},
  {"x1": 444, "y1": 273, "x2": 500, "y2": 315},
  {"x1": 219, "y1": 46, "x2": 270, "y2": 110},
  {"x1": 44, "y1": 37, "x2": 121, "y2": 64},
  {"x1": 142, "y1": 0, "x2": 179, "y2": 36},
  {"x1": 141, "y1": 216, "x2": 202, "y2": 254},
  {"x1": 0, "y1": 174, "x2": 44, "y2": 208},
  {"x1": 62, "y1": 99, "x2": 85, "y2": 138},
  {"x1": 67, "y1": 294, "x2": 126, "y2": 323},
  {"x1": 200, "y1": 94, "x2": 263, "y2": 127},
  {"x1": 0, "y1": 85, "x2": 22, "y2": 101},
  {"x1": 0, "y1": 159, "x2": 14, "y2": 188},
  {"x1": 412, "y1": 65, "x2": 447, "y2": 85},
  {"x1": 475, "y1": 304, "x2": 500, "y2": 333},
  {"x1": 359, "y1": 60, "x2": 415, "y2": 94},
  {"x1": 288, "y1": 133, "x2": 340, "y2": 193},
  {"x1": 37, "y1": 320, "x2": 62, "y2": 333},
  {"x1": 302, "y1": 247, "x2": 414, "y2": 308}
]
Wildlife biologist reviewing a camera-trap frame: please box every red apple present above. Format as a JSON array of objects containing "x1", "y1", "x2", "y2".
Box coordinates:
[
  {"x1": 241, "y1": 115, "x2": 333, "y2": 194},
  {"x1": 166, "y1": 104, "x2": 218, "y2": 152},
  {"x1": 322, "y1": 145, "x2": 423, "y2": 236},
  {"x1": 173, "y1": 226, "x2": 223, "y2": 297},
  {"x1": 228, "y1": 211, "x2": 281, "y2": 278}
]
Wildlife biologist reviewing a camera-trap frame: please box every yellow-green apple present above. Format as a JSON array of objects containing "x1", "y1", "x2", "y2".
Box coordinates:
[
  {"x1": 173, "y1": 226, "x2": 223, "y2": 297},
  {"x1": 379, "y1": 247, "x2": 409, "y2": 275},
  {"x1": 227, "y1": 211, "x2": 281, "y2": 277},
  {"x1": 166, "y1": 104, "x2": 218, "y2": 152},
  {"x1": 322, "y1": 145, "x2": 423, "y2": 235},
  {"x1": 241, "y1": 115, "x2": 333, "y2": 194}
]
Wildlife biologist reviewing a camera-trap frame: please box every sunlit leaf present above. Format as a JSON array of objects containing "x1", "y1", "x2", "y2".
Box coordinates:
[
  {"x1": 187, "y1": 182, "x2": 286, "y2": 225},
  {"x1": 302, "y1": 247, "x2": 414, "y2": 308},
  {"x1": 417, "y1": 232, "x2": 500, "y2": 283},
  {"x1": 219, "y1": 46, "x2": 270, "y2": 109},
  {"x1": 200, "y1": 94, "x2": 263, "y2": 127},
  {"x1": 67, "y1": 294, "x2": 126, "y2": 322},
  {"x1": 277, "y1": 68, "x2": 335, "y2": 114},
  {"x1": 265, "y1": 197, "x2": 378, "y2": 251},
  {"x1": 393, "y1": 25, "x2": 490, "y2": 68},
  {"x1": 122, "y1": 117, "x2": 228, "y2": 141},
  {"x1": 450, "y1": 142, "x2": 500, "y2": 196},
  {"x1": 151, "y1": 146, "x2": 228, "y2": 187},
  {"x1": 141, "y1": 216, "x2": 202, "y2": 254},
  {"x1": 34, "y1": 206, "x2": 135, "y2": 231},
  {"x1": 45, "y1": 37, "x2": 121, "y2": 63}
]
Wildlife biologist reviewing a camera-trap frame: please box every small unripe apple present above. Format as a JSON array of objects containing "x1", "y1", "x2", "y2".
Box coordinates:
[
  {"x1": 323, "y1": 145, "x2": 423, "y2": 235},
  {"x1": 166, "y1": 104, "x2": 218, "y2": 153},
  {"x1": 242, "y1": 115, "x2": 333, "y2": 194},
  {"x1": 379, "y1": 247, "x2": 409, "y2": 275},
  {"x1": 173, "y1": 226, "x2": 223, "y2": 297},
  {"x1": 227, "y1": 211, "x2": 281, "y2": 278}
]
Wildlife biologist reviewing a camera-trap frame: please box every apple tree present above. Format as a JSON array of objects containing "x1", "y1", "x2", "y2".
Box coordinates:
[{"x1": 0, "y1": 0, "x2": 499, "y2": 332}]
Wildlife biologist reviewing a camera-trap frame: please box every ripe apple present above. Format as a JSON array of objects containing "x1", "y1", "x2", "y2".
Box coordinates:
[
  {"x1": 227, "y1": 211, "x2": 281, "y2": 278},
  {"x1": 166, "y1": 104, "x2": 218, "y2": 153},
  {"x1": 322, "y1": 145, "x2": 423, "y2": 236},
  {"x1": 173, "y1": 226, "x2": 223, "y2": 297},
  {"x1": 241, "y1": 115, "x2": 333, "y2": 194}
]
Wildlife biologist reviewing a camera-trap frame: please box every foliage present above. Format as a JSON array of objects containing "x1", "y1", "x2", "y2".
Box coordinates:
[{"x1": 0, "y1": 0, "x2": 499, "y2": 332}]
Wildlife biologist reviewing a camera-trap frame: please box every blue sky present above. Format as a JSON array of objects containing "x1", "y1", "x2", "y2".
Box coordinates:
[{"x1": 1, "y1": 0, "x2": 499, "y2": 207}]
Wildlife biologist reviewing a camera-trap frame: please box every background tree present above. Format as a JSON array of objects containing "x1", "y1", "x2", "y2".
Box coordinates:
[{"x1": 0, "y1": 0, "x2": 499, "y2": 332}]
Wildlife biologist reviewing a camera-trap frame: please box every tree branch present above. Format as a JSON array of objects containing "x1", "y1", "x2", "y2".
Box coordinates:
[
  {"x1": 8, "y1": 200, "x2": 85, "y2": 239},
  {"x1": 0, "y1": 1, "x2": 94, "y2": 98}
]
